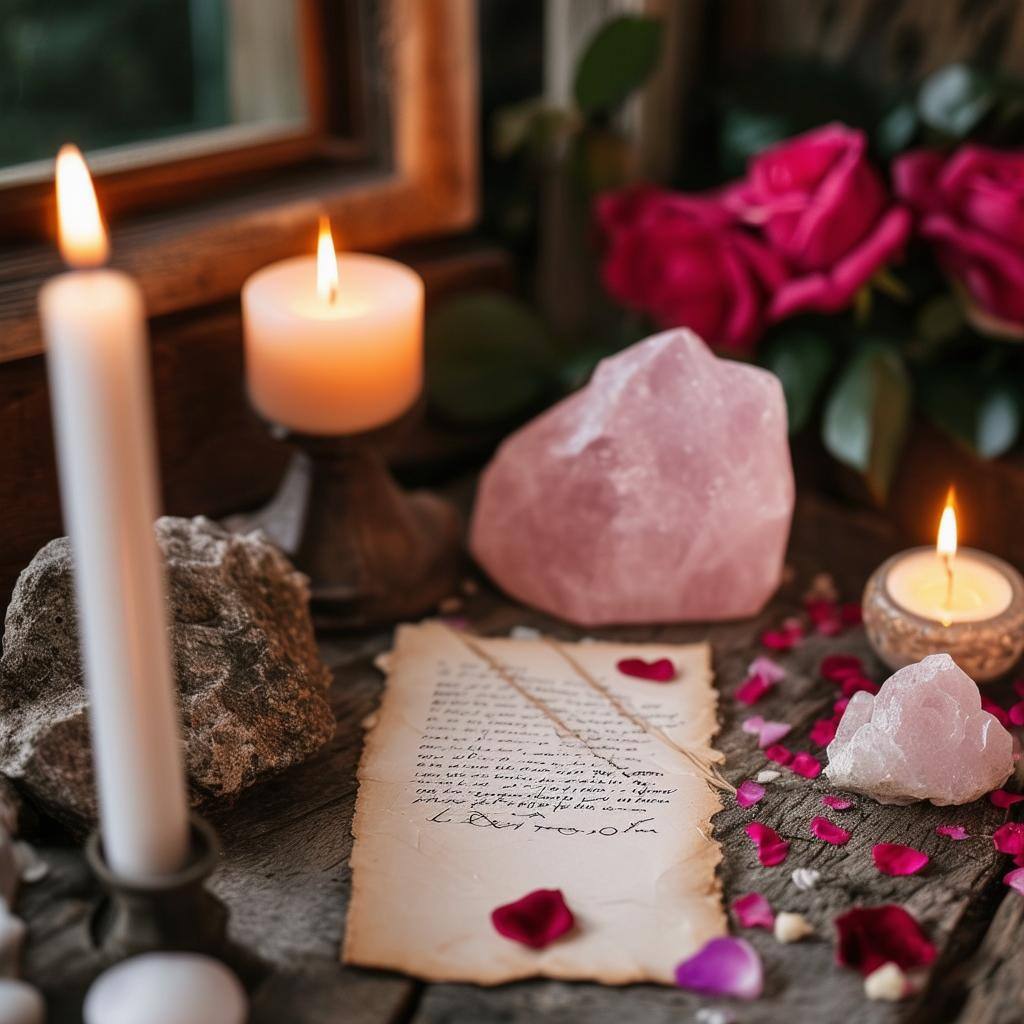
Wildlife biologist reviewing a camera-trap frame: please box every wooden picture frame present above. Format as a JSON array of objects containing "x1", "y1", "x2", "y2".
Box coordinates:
[{"x1": 0, "y1": 0, "x2": 478, "y2": 364}]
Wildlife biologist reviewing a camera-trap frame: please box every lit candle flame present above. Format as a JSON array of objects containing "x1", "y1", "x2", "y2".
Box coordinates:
[
  {"x1": 316, "y1": 216, "x2": 339, "y2": 305},
  {"x1": 937, "y1": 488, "x2": 957, "y2": 619},
  {"x1": 55, "y1": 144, "x2": 109, "y2": 268}
]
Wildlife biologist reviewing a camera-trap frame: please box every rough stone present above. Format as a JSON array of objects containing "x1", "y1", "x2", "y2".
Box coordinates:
[
  {"x1": 825, "y1": 653, "x2": 1013, "y2": 805},
  {"x1": 470, "y1": 329, "x2": 794, "y2": 626},
  {"x1": 0, "y1": 517, "x2": 335, "y2": 826}
]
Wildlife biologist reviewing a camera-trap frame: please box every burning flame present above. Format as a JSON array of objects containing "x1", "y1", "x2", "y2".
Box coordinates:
[
  {"x1": 55, "y1": 144, "x2": 109, "y2": 268},
  {"x1": 937, "y1": 488, "x2": 957, "y2": 559},
  {"x1": 316, "y1": 216, "x2": 339, "y2": 305}
]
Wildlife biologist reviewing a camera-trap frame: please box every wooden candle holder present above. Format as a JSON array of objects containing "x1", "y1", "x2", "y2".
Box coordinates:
[{"x1": 228, "y1": 421, "x2": 463, "y2": 629}]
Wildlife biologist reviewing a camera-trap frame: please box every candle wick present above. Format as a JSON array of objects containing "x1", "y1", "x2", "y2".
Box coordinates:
[
  {"x1": 327, "y1": 281, "x2": 338, "y2": 306},
  {"x1": 943, "y1": 553, "x2": 954, "y2": 612}
]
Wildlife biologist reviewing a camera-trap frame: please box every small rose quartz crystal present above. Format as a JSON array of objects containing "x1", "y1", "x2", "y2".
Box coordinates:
[
  {"x1": 825, "y1": 654, "x2": 1013, "y2": 805},
  {"x1": 469, "y1": 329, "x2": 794, "y2": 625}
]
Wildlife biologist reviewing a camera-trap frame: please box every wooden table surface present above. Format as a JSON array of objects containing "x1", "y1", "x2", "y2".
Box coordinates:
[{"x1": 18, "y1": 493, "x2": 1024, "y2": 1023}]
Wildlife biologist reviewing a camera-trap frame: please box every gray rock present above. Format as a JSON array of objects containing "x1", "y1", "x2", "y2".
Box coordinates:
[{"x1": 0, "y1": 517, "x2": 335, "y2": 826}]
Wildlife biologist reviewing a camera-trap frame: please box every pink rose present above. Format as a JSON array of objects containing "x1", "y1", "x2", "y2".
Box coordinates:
[
  {"x1": 894, "y1": 146, "x2": 1024, "y2": 331},
  {"x1": 728, "y1": 123, "x2": 911, "y2": 319},
  {"x1": 597, "y1": 187, "x2": 786, "y2": 352}
]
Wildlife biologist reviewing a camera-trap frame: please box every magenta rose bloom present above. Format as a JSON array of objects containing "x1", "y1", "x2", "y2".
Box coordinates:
[
  {"x1": 728, "y1": 123, "x2": 911, "y2": 319},
  {"x1": 597, "y1": 186, "x2": 786, "y2": 352},
  {"x1": 894, "y1": 146, "x2": 1024, "y2": 332}
]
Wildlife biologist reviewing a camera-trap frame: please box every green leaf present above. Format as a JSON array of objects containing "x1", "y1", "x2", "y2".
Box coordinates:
[
  {"x1": 573, "y1": 16, "x2": 662, "y2": 116},
  {"x1": 917, "y1": 64, "x2": 995, "y2": 139},
  {"x1": 425, "y1": 292, "x2": 560, "y2": 425},
  {"x1": 919, "y1": 365, "x2": 1022, "y2": 458},
  {"x1": 761, "y1": 329, "x2": 837, "y2": 434},
  {"x1": 822, "y1": 343, "x2": 912, "y2": 503}
]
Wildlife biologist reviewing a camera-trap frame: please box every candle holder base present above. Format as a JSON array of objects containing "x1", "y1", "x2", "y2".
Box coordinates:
[
  {"x1": 86, "y1": 815, "x2": 230, "y2": 961},
  {"x1": 228, "y1": 428, "x2": 463, "y2": 629}
]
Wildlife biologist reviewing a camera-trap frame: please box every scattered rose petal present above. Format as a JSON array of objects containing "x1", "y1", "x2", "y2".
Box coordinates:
[
  {"x1": 791, "y1": 867, "x2": 820, "y2": 891},
  {"x1": 674, "y1": 937, "x2": 764, "y2": 1000},
  {"x1": 1004, "y1": 867, "x2": 1024, "y2": 894},
  {"x1": 936, "y1": 825, "x2": 970, "y2": 840},
  {"x1": 741, "y1": 715, "x2": 765, "y2": 735},
  {"x1": 736, "y1": 674, "x2": 774, "y2": 705},
  {"x1": 982, "y1": 697, "x2": 1011, "y2": 730},
  {"x1": 748, "y1": 655, "x2": 786, "y2": 683},
  {"x1": 745, "y1": 822, "x2": 790, "y2": 866},
  {"x1": 835, "y1": 905, "x2": 937, "y2": 976},
  {"x1": 840, "y1": 603, "x2": 863, "y2": 625},
  {"x1": 774, "y1": 911, "x2": 814, "y2": 943},
  {"x1": 761, "y1": 619, "x2": 804, "y2": 651},
  {"x1": 864, "y1": 962, "x2": 909, "y2": 1002},
  {"x1": 764, "y1": 744, "x2": 793, "y2": 766},
  {"x1": 810, "y1": 715, "x2": 841, "y2": 746},
  {"x1": 820, "y1": 654, "x2": 864, "y2": 683},
  {"x1": 736, "y1": 781, "x2": 766, "y2": 809},
  {"x1": 756, "y1": 769, "x2": 781, "y2": 784},
  {"x1": 790, "y1": 753, "x2": 822, "y2": 779},
  {"x1": 742, "y1": 716, "x2": 792, "y2": 747},
  {"x1": 732, "y1": 892, "x2": 774, "y2": 929},
  {"x1": 1015, "y1": 679, "x2": 1024, "y2": 699},
  {"x1": 833, "y1": 697, "x2": 850, "y2": 715},
  {"x1": 990, "y1": 789, "x2": 1024, "y2": 809},
  {"x1": 822, "y1": 795, "x2": 853, "y2": 811},
  {"x1": 873, "y1": 844, "x2": 929, "y2": 876},
  {"x1": 1010, "y1": 701, "x2": 1024, "y2": 727},
  {"x1": 491, "y1": 889, "x2": 574, "y2": 948},
  {"x1": 993, "y1": 822, "x2": 1024, "y2": 857},
  {"x1": 840, "y1": 675, "x2": 879, "y2": 699},
  {"x1": 810, "y1": 816, "x2": 851, "y2": 845},
  {"x1": 616, "y1": 657, "x2": 676, "y2": 682}
]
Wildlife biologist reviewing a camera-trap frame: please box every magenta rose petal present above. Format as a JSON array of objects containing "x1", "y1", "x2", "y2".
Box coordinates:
[
  {"x1": 1004, "y1": 867, "x2": 1024, "y2": 894},
  {"x1": 790, "y1": 753, "x2": 822, "y2": 779},
  {"x1": 819, "y1": 654, "x2": 864, "y2": 683},
  {"x1": 764, "y1": 744, "x2": 793, "y2": 766},
  {"x1": 616, "y1": 657, "x2": 676, "y2": 682},
  {"x1": 990, "y1": 789, "x2": 1024, "y2": 809},
  {"x1": 936, "y1": 824, "x2": 970, "y2": 840},
  {"x1": 810, "y1": 715, "x2": 840, "y2": 746},
  {"x1": 745, "y1": 822, "x2": 790, "y2": 867},
  {"x1": 821, "y1": 795, "x2": 853, "y2": 811},
  {"x1": 993, "y1": 822, "x2": 1024, "y2": 856},
  {"x1": 835, "y1": 905, "x2": 937, "y2": 977},
  {"x1": 736, "y1": 674, "x2": 774, "y2": 705},
  {"x1": 1009, "y1": 701, "x2": 1024, "y2": 727},
  {"x1": 736, "y1": 780, "x2": 766, "y2": 809},
  {"x1": 732, "y1": 892, "x2": 775, "y2": 930},
  {"x1": 674, "y1": 937, "x2": 764, "y2": 1000},
  {"x1": 491, "y1": 889, "x2": 575, "y2": 949},
  {"x1": 810, "y1": 816, "x2": 851, "y2": 845},
  {"x1": 873, "y1": 844, "x2": 929, "y2": 876}
]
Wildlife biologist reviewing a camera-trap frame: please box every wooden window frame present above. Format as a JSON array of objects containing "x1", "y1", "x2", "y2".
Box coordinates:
[{"x1": 0, "y1": 0, "x2": 478, "y2": 364}]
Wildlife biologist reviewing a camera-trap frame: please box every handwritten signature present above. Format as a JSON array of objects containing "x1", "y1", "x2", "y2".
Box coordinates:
[{"x1": 428, "y1": 807, "x2": 657, "y2": 836}]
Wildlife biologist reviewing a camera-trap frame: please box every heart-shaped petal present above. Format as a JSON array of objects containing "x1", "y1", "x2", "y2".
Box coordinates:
[
  {"x1": 491, "y1": 889, "x2": 575, "y2": 948},
  {"x1": 616, "y1": 657, "x2": 676, "y2": 682},
  {"x1": 674, "y1": 937, "x2": 764, "y2": 1000}
]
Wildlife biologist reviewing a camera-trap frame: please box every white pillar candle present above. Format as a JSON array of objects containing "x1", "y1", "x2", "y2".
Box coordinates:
[
  {"x1": 38, "y1": 146, "x2": 190, "y2": 881},
  {"x1": 242, "y1": 218, "x2": 423, "y2": 435}
]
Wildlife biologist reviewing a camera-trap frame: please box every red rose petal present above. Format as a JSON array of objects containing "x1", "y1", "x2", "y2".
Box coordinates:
[
  {"x1": 616, "y1": 657, "x2": 676, "y2": 682},
  {"x1": 810, "y1": 816, "x2": 851, "y2": 845},
  {"x1": 810, "y1": 715, "x2": 840, "y2": 746},
  {"x1": 840, "y1": 675, "x2": 879, "y2": 699},
  {"x1": 822, "y1": 795, "x2": 853, "y2": 811},
  {"x1": 1004, "y1": 867, "x2": 1024, "y2": 894},
  {"x1": 1009, "y1": 700, "x2": 1024, "y2": 727},
  {"x1": 790, "y1": 752, "x2": 822, "y2": 778},
  {"x1": 820, "y1": 654, "x2": 864, "y2": 683},
  {"x1": 873, "y1": 843, "x2": 929, "y2": 876},
  {"x1": 731, "y1": 891, "x2": 774, "y2": 930},
  {"x1": 736, "y1": 780, "x2": 766, "y2": 809},
  {"x1": 745, "y1": 822, "x2": 790, "y2": 866},
  {"x1": 840, "y1": 603, "x2": 863, "y2": 625},
  {"x1": 491, "y1": 889, "x2": 575, "y2": 949},
  {"x1": 736, "y1": 673, "x2": 774, "y2": 705},
  {"x1": 982, "y1": 697, "x2": 1011, "y2": 729},
  {"x1": 1014, "y1": 679, "x2": 1024, "y2": 699},
  {"x1": 994, "y1": 822, "x2": 1024, "y2": 856},
  {"x1": 936, "y1": 824, "x2": 969, "y2": 840},
  {"x1": 835, "y1": 905, "x2": 937, "y2": 976},
  {"x1": 761, "y1": 619, "x2": 804, "y2": 651},
  {"x1": 674, "y1": 936, "x2": 764, "y2": 1000},
  {"x1": 764, "y1": 744, "x2": 793, "y2": 765},
  {"x1": 990, "y1": 789, "x2": 1024, "y2": 809}
]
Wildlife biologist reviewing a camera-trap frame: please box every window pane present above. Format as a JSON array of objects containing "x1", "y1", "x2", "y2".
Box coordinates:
[{"x1": 0, "y1": 0, "x2": 310, "y2": 173}]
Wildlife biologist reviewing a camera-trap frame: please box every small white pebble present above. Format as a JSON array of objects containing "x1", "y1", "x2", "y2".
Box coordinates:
[
  {"x1": 509, "y1": 626, "x2": 542, "y2": 640},
  {"x1": 791, "y1": 867, "x2": 821, "y2": 891},
  {"x1": 864, "y1": 962, "x2": 908, "y2": 1002},
  {"x1": 695, "y1": 1009, "x2": 735, "y2": 1024},
  {"x1": 756, "y1": 770, "x2": 781, "y2": 784},
  {"x1": 774, "y1": 911, "x2": 814, "y2": 943},
  {"x1": 0, "y1": 979, "x2": 43, "y2": 1023}
]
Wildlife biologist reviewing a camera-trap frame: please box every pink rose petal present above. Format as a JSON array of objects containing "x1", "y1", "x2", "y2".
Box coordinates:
[
  {"x1": 810, "y1": 816, "x2": 851, "y2": 845},
  {"x1": 742, "y1": 715, "x2": 791, "y2": 747},
  {"x1": 491, "y1": 889, "x2": 575, "y2": 948},
  {"x1": 822, "y1": 795, "x2": 853, "y2": 811},
  {"x1": 736, "y1": 780, "x2": 766, "y2": 809},
  {"x1": 674, "y1": 936, "x2": 763, "y2": 1000},
  {"x1": 873, "y1": 843, "x2": 929, "y2": 876},
  {"x1": 764, "y1": 744, "x2": 793, "y2": 765},
  {"x1": 741, "y1": 715, "x2": 765, "y2": 735},
  {"x1": 736, "y1": 673, "x2": 774, "y2": 705},
  {"x1": 745, "y1": 822, "x2": 790, "y2": 866},
  {"x1": 810, "y1": 715, "x2": 840, "y2": 746},
  {"x1": 790, "y1": 752, "x2": 822, "y2": 779},
  {"x1": 748, "y1": 655, "x2": 786, "y2": 683},
  {"x1": 936, "y1": 824, "x2": 970, "y2": 840},
  {"x1": 731, "y1": 891, "x2": 774, "y2": 930},
  {"x1": 990, "y1": 789, "x2": 1024, "y2": 809},
  {"x1": 1004, "y1": 867, "x2": 1024, "y2": 894},
  {"x1": 994, "y1": 822, "x2": 1024, "y2": 856},
  {"x1": 820, "y1": 654, "x2": 864, "y2": 683},
  {"x1": 616, "y1": 657, "x2": 676, "y2": 682}
]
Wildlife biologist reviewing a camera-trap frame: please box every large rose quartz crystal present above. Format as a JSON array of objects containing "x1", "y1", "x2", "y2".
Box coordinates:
[
  {"x1": 469, "y1": 329, "x2": 794, "y2": 625},
  {"x1": 826, "y1": 654, "x2": 1013, "y2": 805}
]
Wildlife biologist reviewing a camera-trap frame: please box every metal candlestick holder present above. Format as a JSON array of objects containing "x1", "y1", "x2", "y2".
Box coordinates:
[{"x1": 228, "y1": 412, "x2": 463, "y2": 629}]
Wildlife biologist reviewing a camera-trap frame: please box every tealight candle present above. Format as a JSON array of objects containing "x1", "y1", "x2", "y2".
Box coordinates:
[{"x1": 863, "y1": 492, "x2": 1024, "y2": 681}]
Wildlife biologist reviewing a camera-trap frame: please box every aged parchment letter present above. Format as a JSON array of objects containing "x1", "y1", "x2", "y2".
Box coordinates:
[{"x1": 343, "y1": 622, "x2": 727, "y2": 985}]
